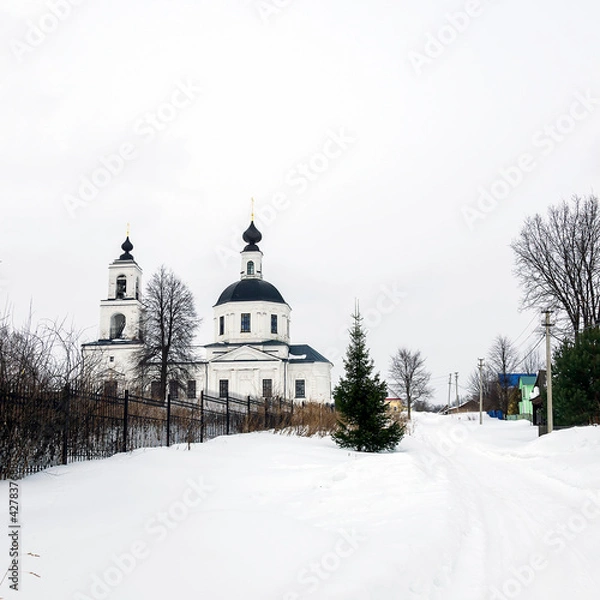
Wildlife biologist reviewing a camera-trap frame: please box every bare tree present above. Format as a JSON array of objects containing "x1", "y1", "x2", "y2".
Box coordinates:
[
  {"x1": 388, "y1": 348, "x2": 433, "y2": 420},
  {"x1": 522, "y1": 343, "x2": 543, "y2": 375},
  {"x1": 466, "y1": 366, "x2": 502, "y2": 412},
  {"x1": 487, "y1": 335, "x2": 520, "y2": 414},
  {"x1": 0, "y1": 312, "x2": 101, "y2": 392},
  {"x1": 511, "y1": 194, "x2": 600, "y2": 337},
  {"x1": 135, "y1": 266, "x2": 200, "y2": 400}
]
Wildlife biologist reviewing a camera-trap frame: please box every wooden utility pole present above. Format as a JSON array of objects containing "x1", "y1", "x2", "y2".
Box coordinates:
[
  {"x1": 478, "y1": 358, "x2": 485, "y2": 425},
  {"x1": 455, "y1": 372, "x2": 459, "y2": 411},
  {"x1": 544, "y1": 309, "x2": 554, "y2": 433},
  {"x1": 448, "y1": 373, "x2": 452, "y2": 410}
]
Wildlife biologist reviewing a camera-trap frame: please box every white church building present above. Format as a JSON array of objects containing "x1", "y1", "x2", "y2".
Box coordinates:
[{"x1": 82, "y1": 220, "x2": 333, "y2": 403}]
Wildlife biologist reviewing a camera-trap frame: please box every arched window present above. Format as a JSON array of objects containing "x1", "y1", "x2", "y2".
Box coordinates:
[
  {"x1": 110, "y1": 313, "x2": 126, "y2": 339},
  {"x1": 247, "y1": 261, "x2": 255, "y2": 275},
  {"x1": 135, "y1": 277, "x2": 140, "y2": 300},
  {"x1": 116, "y1": 275, "x2": 127, "y2": 299}
]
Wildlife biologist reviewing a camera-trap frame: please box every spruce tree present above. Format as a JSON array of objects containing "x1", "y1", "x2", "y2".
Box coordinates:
[
  {"x1": 554, "y1": 327, "x2": 600, "y2": 425},
  {"x1": 332, "y1": 309, "x2": 404, "y2": 452}
]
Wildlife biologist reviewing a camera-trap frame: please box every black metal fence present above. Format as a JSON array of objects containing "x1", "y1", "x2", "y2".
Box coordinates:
[{"x1": 0, "y1": 387, "x2": 294, "y2": 480}]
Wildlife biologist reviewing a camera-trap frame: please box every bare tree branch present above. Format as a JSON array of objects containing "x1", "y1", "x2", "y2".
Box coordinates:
[
  {"x1": 388, "y1": 348, "x2": 433, "y2": 420},
  {"x1": 511, "y1": 194, "x2": 600, "y2": 336}
]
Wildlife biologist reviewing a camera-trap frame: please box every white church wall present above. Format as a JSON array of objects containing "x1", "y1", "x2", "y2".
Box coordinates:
[
  {"x1": 99, "y1": 300, "x2": 142, "y2": 340},
  {"x1": 288, "y1": 362, "x2": 332, "y2": 404},
  {"x1": 82, "y1": 342, "x2": 143, "y2": 391},
  {"x1": 213, "y1": 300, "x2": 291, "y2": 345},
  {"x1": 206, "y1": 360, "x2": 285, "y2": 398}
]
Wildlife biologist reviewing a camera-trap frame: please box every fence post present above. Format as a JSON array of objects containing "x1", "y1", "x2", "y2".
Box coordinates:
[
  {"x1": 247, "y1": 395, "x2": 251, "y2": 415},
  {"x1": 200, "y1": 391, "x2": 204, "y2": 443},
  {"x1": 264, "y1": 398, "x2": 268, "y2": 429},
  {"x1": 61, "y1": 385, "x2": 70, "y2": 466},
  {"x1": 122, "y1": 390, "x2": 129, "y2": 454},
  {"x1": 166, "y1": 393, "x2": 171, "y2": 447},
  {"x1": 226, "y1": 393, "x2": 230, "y2": 435}
]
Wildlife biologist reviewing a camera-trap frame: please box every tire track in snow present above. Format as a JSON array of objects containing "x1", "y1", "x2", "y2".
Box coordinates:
[{"x1": 411, "y1": 417, "x2": 600, "y2": 599}]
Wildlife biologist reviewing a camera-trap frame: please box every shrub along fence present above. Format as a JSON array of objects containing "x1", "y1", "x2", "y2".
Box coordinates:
[{"x1": 0, "y1": 386, "x2": 294, "y2": 480}]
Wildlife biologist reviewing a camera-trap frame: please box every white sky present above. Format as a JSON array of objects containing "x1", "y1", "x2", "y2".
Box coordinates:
[{"x1": 1, "y1": 0, "x2": 599, "y2": 403}]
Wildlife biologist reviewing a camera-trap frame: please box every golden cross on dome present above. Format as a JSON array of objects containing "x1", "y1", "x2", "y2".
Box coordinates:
[{"x1": 251, "y1": 198, "x2": 255, "y2": 221}]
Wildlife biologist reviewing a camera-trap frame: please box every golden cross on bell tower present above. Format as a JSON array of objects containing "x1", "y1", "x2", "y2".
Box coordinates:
[
  {"x1": 251, "y1": 198, "x2": 255, "y2": 222},
  {"x1": 126, "y1": 222, "x2": 130, "y2": 237}
]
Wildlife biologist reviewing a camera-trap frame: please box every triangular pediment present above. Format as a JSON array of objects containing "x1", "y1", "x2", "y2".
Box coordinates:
[
  {"x1": 210, "y1": 345, "x2": 282, "y2": 363},
  {"x1": 100, "y1": 367, "x2": 127, "y2": 379}
]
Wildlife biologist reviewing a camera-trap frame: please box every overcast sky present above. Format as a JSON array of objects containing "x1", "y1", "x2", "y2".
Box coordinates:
[{"x1": 1, "y1": 0, "x2": 599, "y2": 403}]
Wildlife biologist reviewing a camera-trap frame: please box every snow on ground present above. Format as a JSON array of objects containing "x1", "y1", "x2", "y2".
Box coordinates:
[{"x1": 2, "y1": 413, "x2": 600, "y2": 600}]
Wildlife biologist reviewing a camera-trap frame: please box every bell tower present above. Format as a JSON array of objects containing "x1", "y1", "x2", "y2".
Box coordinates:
[
  {"x1": 240, "y1": 220, "x2": 263, "y2": 280},
  {"x1": 98, "y1": 235, "x2": 143, "y2": 341}
]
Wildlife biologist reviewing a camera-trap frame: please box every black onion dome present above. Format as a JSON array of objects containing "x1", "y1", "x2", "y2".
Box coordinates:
[
  {"x1": 215, "y1": 279, "x2": 286, "y2": 306},
  {"x1": 119, "y1": 236, "x2": 134, "y2": 260},
  {"x1": 242, "y1": 221, "x2": 262, "y2": 251}
]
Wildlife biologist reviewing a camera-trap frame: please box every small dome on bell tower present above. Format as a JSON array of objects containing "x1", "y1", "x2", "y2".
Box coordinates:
[{"x1": 119, "y1": 236, "x2": 134, "y2": 261}]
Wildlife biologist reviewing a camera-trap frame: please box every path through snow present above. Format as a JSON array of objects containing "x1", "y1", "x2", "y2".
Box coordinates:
[{"x1": 2, "y1": 413, "x2": 600, "y2": 599}]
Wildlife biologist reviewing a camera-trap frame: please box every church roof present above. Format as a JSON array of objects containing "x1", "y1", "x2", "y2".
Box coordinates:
[
  {"x1": 214, "y1": 279, "x2": 287, "y2": 306},
  {"x1": 289, "y1": 344, "x2": 332, "y2": 364},
  {"x1": 203, "y1": 341, "x2": 331, "y2": 364}
]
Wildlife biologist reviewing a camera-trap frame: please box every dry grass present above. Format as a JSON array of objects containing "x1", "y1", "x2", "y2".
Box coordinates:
[
  {"x1": 275, "y1": 402, "x2": 338, "y2": 437},
  {"x1": 238, "y1": 410, "x2": 269, "y2": 434},
  {"x1": 237, "y1": 401, "x2": 337, "y2": 437},
  {"x1": 390, "y1": 410, "x2": 411, "y2": 435}
]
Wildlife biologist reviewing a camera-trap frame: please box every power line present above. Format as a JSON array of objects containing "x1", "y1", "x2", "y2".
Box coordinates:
[
  {"x1": 515, "y1": 327, "x2": 541, "y2": 352},
  {"x1": 513, "y1": 313, "x2": 541, "y2": 346},
  {"x1": 513, "y1": 335, "x2": 545, "y2": 369}
]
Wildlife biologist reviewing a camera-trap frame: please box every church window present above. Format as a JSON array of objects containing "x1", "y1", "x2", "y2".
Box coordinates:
[
  {"x1": 219, "y1": 379, "x2": 229, "y2": 398},
  {"x1": 187, "y1": 380, "x2": 196, "y2": 399},
  {"x1": 219, "y1": 315, "x2": 225, "y2": 336},
  {"x1": 135, "y1": 277, "x2": 140, "y2": 300},
  {"x1": 110, "y1": 313, "x2": 126, "y2": 339},
  {"x1": 247, "y1": 261, "x2": 255, "y2": 275},
  {"x1": 109, "y1": 356, "x2": 115, "y2": 363},
  {"x1": 169, "y1": 380, "x2": 179, "y2": 400},
  {"x1": 271, "y1": 314, "x2": 278, "y2": 334},
  {"x1": 241, "y1": 313, "x2": 251, "y2": 332},
  {"x1": 151, "y1": 381, "x2": 162, "y2": 400},
  {"x1": 295, "y1": 379, "x2": 306, "y2": 399},
  {"x1": 116, "y1": 275, "x2": 127, "y2": 299},
  {"x1": 262, "y1": 379, "x2": 273, "y2": 398}
]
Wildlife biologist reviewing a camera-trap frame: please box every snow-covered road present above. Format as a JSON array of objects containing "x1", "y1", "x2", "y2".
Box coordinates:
[{"x1": 2, "y1": 413, "x2": 600, "y2": 599}]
